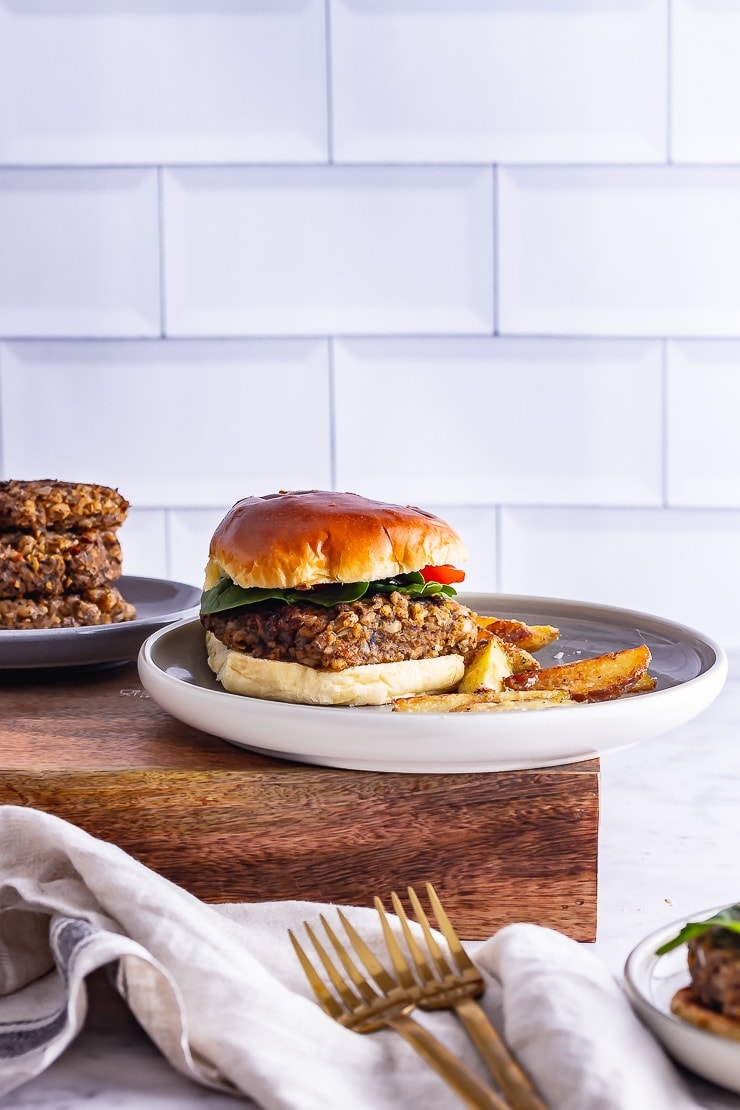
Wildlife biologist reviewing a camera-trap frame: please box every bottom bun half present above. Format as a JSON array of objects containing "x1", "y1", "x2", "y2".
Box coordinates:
[
  {"x1": 670, "y1": 987, "x2": 740, "y2": 1042},
  {"x1": 206, "y1": 631, "x2": 464, "y2": 706}
]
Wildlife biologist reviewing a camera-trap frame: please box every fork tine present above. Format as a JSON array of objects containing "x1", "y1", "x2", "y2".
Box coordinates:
[
  {"x1": 423, "y1": 886, "x2": 550, "y2": 1110},
  {"x1": 408, "y1": 885, "x2": 454, "y2": 978},
  {"x1": 319, "y1": 914, "x2": 379, "y2": 1006},
  {"x1": 425, "y1": 882, "x2": 474, "y2": 975},
  {"x1": 292, "y1": 916, "x2": 515, "y2": 1109},
  {"x1": 373, "y1": 896, "x2": 418, "y2": 991},
  {"x1": 391, "y1": 890, "x2": 437, "y2": 981},
  {"x1": 336, "y1": 908, "x2": 399, "y2": 996},
  {"x1": 304, "y1": 919, "x2": 367, "y2": 1009},
  {"x1": 288, "y1": 928, "x2": 347, "y2": 1021}
]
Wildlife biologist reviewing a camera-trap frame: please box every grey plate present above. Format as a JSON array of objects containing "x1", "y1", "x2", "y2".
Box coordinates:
[
  {"x1": 455, "y1": 593, "x2": 720, "y2": 690},
  {"x1": 138, "y1": 593, "x2": 727, "y2": 773},
  {"x1": 0, "y1": 575, "x2": 201, "y2": 669}
]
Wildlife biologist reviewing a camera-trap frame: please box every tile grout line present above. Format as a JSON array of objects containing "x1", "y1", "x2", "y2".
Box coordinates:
[
  {"x1": 328, "y1": 337, "x2": 337, "y2": 489},
  {"x1": 3, "y1": 160, "x2": 740, "y2": 171},
  {"x1": 495, "y1": 503, "x2": 503, "y2": 593},
  {"x1": 492, "y1": 164, "x2": 499, "y2": 336},
  {"x1": 661, "y1": 338, "x2": 669, "y2": 508},
  {"x1": 157, "y1": 167, "x2": 167, "y2": 338},
  {"x1": 164, "y1": 507, "x2": 173, "y2": 580},
  {"x1": 666, "y1": 0, "x2": 673, "y2": 165},
  {"x1": 0, "y1": 342, "x2": 4, "y2": 477},
  {"x1": 325, "y1": 0, "x2": 334, "y2": 164}
]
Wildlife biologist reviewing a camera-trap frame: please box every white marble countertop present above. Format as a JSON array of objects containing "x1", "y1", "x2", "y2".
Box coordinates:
[{"x1": 3, "y1": 652, "x2": 740, "y2": 1109}]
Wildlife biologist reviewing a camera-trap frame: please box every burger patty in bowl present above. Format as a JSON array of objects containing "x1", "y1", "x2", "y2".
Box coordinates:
[
  {"x1": 202, "y1": 591, "x2": 479, "y2": 672},
  {"x1": 686, "y1": 928, "x2": 740, "y2": 1021}
]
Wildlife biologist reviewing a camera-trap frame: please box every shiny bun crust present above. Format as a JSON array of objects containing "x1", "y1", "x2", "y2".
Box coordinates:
[
  {"x1": 206, "y1": 632, "x2": 464, "y2": 706},
  {"x1": 204, "y1": 490, "x2": 467, "y2": 590},
  {"x1": 670, "y1": 987, "x2": 740, "y2": 1042}
]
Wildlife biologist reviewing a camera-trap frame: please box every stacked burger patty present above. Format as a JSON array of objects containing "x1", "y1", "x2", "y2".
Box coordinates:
[{"x1": 0, "y1": 480, "x2": 136, "y2": 629}]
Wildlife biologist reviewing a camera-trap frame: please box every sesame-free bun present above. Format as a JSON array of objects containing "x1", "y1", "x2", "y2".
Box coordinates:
[
  {"x1": 206, "y1": 631, "x2": 464, "y2": 706},
  {"x1": 670, "y1": 987, "x2": 740, "y2": 1042},
  {"x1": 204, "y1": 490, "x2": 467, "y2": 591}
]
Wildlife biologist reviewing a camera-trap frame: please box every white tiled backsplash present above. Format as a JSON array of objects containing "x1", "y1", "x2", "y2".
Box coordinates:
[{"x1": 1, "y1": 0, "x2": 739, "y2": 648}]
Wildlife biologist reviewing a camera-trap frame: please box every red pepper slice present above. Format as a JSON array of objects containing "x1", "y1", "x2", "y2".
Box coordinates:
[{"x1": 419, "y1": 564, "x2": 465, "y2": 585}]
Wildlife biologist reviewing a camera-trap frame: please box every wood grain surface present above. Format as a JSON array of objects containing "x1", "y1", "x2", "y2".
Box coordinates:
[{"x1": 0, "y1": 661, "x2": 599, "y2": 940}]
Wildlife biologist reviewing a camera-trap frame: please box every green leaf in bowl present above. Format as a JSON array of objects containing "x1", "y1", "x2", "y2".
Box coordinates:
[{"x1": 656, "y1": 904, "x2": 740, "y2": 955}]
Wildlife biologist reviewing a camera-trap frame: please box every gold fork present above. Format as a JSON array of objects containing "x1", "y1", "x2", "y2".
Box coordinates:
[
  {"x1": 375, "y1": 884, "x2": 549, "y2": 1110},
  {"x1": 290, "y1": 910, "x2": 512, "y2": 1110}
]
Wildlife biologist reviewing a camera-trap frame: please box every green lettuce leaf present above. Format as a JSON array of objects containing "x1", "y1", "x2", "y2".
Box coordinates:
[
  {"x1": 656, "y1": 904, "x2": 740, "y2": 955},
  {"x1": 200, "y1": 570, "x2": 457, "y2": 616}
]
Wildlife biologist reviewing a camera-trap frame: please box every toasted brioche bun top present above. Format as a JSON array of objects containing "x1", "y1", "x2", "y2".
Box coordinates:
[{"x1": 204, "y1": 490, "x2": 467, "y2": 591}]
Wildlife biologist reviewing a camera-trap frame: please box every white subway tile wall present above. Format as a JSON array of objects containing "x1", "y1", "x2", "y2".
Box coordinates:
[
  {"x1": 0, "y1": 338, "x2": 333, "y2": 502},
  {"x1": 1, "y1": 0, "x2": 739, "y2": 648},
  {"x1": 498, "y1": 166, "x2": 740, "y2": 336},
  {"x1": 333, "y1": 337, "x2": 663, "y2": 505},
  {"x1": 163, "y1": 166, "x2": 494, "y2": 335},
  {"x1": 666, "y1": 340, "x2": 740, "y2": 508},
  {"x1": 672, "y1": 0, "x2": 740, "y2": 163},
  {"x1": 0, "y1": 0, "x2": 329, "y2": 164},
  {"x1": 331, "y1": 0, "x2": 668, "y2": 163},
  {"x1": 499, "y1": 507, "x2": 740, "y2": 639},
  {"x1": 0, "y1": 168, "x2": 160, "y2": 336}
]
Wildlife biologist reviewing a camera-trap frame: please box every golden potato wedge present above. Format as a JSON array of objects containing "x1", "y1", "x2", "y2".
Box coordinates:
[
  {"x1": 451, "y1": 689, "x2": 572, "y2": 712},
  {"x1": 460, "y1": 635, "x2": 540, "y2": 691},
  {"x1": 503, "y1": 642, "x2": 540, "y2": 674},
  {"x1": 392, "y1": 688, "x2": 572, "y2": 713},
  {"x1": 457, "y1": 635, "x2": 513, "y2": 693},
  {"x1": 392, "y1": 691, "x2": 484, "y2": 713},
  {"x1": 503, "y1": 644, "x2": 652, "y2": 703},
  {"x1": 474, "y1": 614, "x2": 560, "y2": 653},
  {"x1": 631, "y1": 671, "x2": 657, "y2": 693},
  {"x1": 520, "y1": 625, "x2": 561, "y2": 653}
]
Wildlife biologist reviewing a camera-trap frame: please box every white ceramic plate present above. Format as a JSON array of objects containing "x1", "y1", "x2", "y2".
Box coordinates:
[
  {"x1": 624, "y1": 907, "x2": 740, "y2": 1094},
  {"x1": 0, "y1": 576, "x2": 201, "y2": 669},
  {"x1": 137, "y1": 593, "x2": 727, "y2": 773}
]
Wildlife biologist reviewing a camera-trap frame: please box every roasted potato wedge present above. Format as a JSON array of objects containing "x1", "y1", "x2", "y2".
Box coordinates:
[
  {"x1": 458, "y1": 635, "x2": 513, "y2": 693},
  {"x1": 392, "y1": 691, "x2": 487, "y2": 713},
  {"x1": 631, "y1": 671, "x2": 658, "y2": 693},
  {"x1": 504, "y1": 642, "x2": 540, "y2": 674},
  {"x1": 503, "y1": 644, "x2": 652, "y2": 703},
  {"x1": 474, "y1": 614, "x2": 559, "y2": 653},
  {"x1": 392, "y1": 688, "x2": 572, "y2": 713},
  {"x1": 458, "y1": 634, "x2": 539, "y2": 694},
  {"x1": 453, "y1": 689, "x2": 572, "y2": 712}
]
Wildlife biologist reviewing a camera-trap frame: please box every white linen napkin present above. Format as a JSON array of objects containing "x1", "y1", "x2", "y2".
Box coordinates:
[{"x1": 0, "y1": 805, "x2": 705, "y2": 1110}]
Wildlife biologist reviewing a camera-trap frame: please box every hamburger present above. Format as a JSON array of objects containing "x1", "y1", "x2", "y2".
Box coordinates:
[
  {"x1": 656, "y1": 904, "x2": 740, "y2": 1040},
  {"x1": 200, "y1": 490, "x2": 480, "y2": 706}
]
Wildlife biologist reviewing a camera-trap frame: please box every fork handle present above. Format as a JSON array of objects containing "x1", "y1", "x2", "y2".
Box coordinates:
[
  {"x1": 387, "y1": 1011, "x2": 512, "y2": 1110},
  {"x1": 451, "y1": 998, "x2": 549, "y2": 1110}
]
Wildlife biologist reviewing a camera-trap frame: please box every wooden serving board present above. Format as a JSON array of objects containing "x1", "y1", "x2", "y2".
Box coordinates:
[{"x1": 0, "y1": 661, "x2": 599, "y2": 940}]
